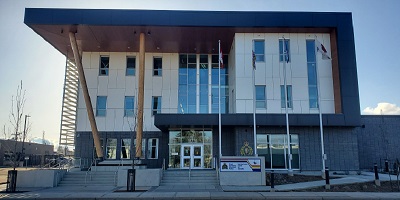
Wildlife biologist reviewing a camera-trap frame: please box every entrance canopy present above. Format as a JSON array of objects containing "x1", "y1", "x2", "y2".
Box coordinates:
[{"x1": 25, "y1": 9, "x2": 334, "y2": 58}]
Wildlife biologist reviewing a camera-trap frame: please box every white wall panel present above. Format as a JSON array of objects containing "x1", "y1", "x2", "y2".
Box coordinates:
[
  {"x1": 85, "y1": 69, "x2": 99, "y2": 89},
  {"x1": 97, "y1": 76, "x2": 108, "y2": 95},
  {"x1": 236, "y1": 77, "x2": 253, "y2": 100},
  {"x1": 76, "y1": 108, "x2": 88, "y2": 132},
  {"x1": 96, "y1": 116, "x2": 106, "y2": 130},
  {"x1": 236, "y1": 100, "x2": 246, "y2": 113},
  {"x1": 169, "y1": 89, "x2": 178, "y2": 110},
  {"x1": 108, "y1": 70, "x2": 117, "y2": 89},
  {"x1": 105, "y1": 109, "x2": 116, "y2": 131},
  {"x1": 107, "y1": 89, "x2": 124, "y2": 109},
  {"x1": 82, "y1": 52, "x2": 91, "y2": 69},
  {"x1": 116, "y1": 70, "x2": 126, "y2": 89},
  {"x1": 90, "y1": 52, "x2": 100, "y2": 69},
  {"x1": 110, "y1": 52, "x2": 125, "y2": 70},
  {"x1": 88, "y1": 88, "x2": 98, "y2": 108},
  {"x1": 170, "y1": 69, "x2": 178, "y2": 90},
  {"x1": 125, "y1": 77, "x2": 136, "y2": 96},
  {"x1": 291, "y1": 55, "x2": 307, "y2": 78}
]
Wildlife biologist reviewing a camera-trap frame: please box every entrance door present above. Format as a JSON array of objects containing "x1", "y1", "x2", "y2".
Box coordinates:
[{"x1": 181, "y1": 144, "x2": 203, "y2": 169}]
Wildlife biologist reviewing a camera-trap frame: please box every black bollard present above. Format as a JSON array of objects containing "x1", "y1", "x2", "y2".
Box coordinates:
[
  {"x1": 325, "y1": 167, "x2": 330, "y2": 190},
  {"x1": 385, "y1": 160, "x2": 389, "y2": 173},
  {"x1": 374, "y1": 163, "x2": 380, "y2": 186},
  {"x1": 6, "y1": 170, "x2": 17, "y2": 193},
  {"x1": 270, "y1": 171, "x2": 275, "y2": 192},
  {"x1": 127, "y1": 168, "x2": 136, "y2": 191}
]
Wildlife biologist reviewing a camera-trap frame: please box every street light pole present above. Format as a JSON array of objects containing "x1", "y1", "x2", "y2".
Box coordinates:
[{"x1": 21, "y1": 115, "x2": 30, "y2": 158}]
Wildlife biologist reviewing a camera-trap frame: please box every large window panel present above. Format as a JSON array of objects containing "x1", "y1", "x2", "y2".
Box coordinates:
[
  {"x1": 121, "y1": 139, "x2": 131, "y2": 159},
  {"x1": 106, "y1": 138, "x2": 117, "y2": 159},
  {"x1": 148, "y1": 138, "x2": 159, "y2": 159},
  {"x1": 99, "y1": 56, "x2": 109, "y2": 76},
  {"x1": 124, "y1": 96, "x2": 135, "y2": 117},
  {"x1": 253, "y1": 40, "x2": 265, "y2": 62},
  {"x1": 96, "y1": 96, "x2": 107, "y2": 116},
  {"x1": 255, "y1": 85, "x2": 266, "y2": 109}
]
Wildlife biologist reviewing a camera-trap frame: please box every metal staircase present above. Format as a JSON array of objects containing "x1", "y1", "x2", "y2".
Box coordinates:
[{"x1": 59, "y1": 57, "x2": 79, "y2": 155}]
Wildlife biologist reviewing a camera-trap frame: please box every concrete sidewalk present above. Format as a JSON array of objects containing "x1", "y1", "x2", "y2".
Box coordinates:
[{"x1": 0, "y1": 172, "x2": 399, "y2": 199}]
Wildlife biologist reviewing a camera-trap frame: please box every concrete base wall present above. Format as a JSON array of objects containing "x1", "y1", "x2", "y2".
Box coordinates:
[
  {"x1": 16, "y1": 169, "x2": 66, "y2": 188},
  {"x1": 117, "y1": 168, "x2": 162, "y2": 187},
  {"x1": 220, "y1": 156, "x2": 265, "y2": 186}
]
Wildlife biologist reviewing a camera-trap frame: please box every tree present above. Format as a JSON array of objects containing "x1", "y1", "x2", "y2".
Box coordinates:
[{"x1": 8, "y1": 81, "x2": 29, "y2": 169}]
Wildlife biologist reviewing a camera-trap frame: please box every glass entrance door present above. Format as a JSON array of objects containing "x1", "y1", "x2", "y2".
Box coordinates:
[{"x1": 181, "y1": 144, "x2": 203, "y2": 169}]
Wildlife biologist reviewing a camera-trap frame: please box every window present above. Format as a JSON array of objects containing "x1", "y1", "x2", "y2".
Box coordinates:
[
  {"x1": 178, "y1": 54, "x2": 229, "y2": 114},
  {"x1": 279, "y1": 39, "x2": 290, "y2": 62},
  {"x1": 306, "y1": 40, "x2": 319, "y2": 108},
  {"x1": 96, "y1": 96, "x2": 107, "y2": 116},
  {"x1": 255, "y1": 85, "x2": 266, "y2": 108},
  {"x1": 148, "y1": 138, "x2": 159, "y2": 159},
  {"x1": 253, "y1": 40, "x2": 265, "y2": 62},
  {"x1": 99, "y1": 56, "x2": 109, "y2": 76},
  {"x1": 124, "y1": 96, "x2": 135, "y2": 117},
  {"x1": 280, "y1": 85, "x2": 293, "y2": 108},
  {"x1": 126, "y1": 56, "x2": 135, "y2": 76},
  {"x1": 152, "y1": 96, "x2": 162, "y2": 115},
  {"x1": 153, "y1": 57, "x2": 162, "y2": 76},
  {"x1": 133, "y1": 139, "x2": 145, "y2": 159},
  {"x1": 106, "y1": 138, "x2": 117, "y2": 159},
  {"x1": 257, "y1": 134, "x2": 300, "y2": 169},
  {"x1": 121, "y1": 139, "x2": 131, "y2": 159}
]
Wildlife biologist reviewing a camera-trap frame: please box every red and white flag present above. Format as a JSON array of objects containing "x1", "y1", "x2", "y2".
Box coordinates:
[{"x1": 315, "y1": 40, "x2": 331, "y2": 60}]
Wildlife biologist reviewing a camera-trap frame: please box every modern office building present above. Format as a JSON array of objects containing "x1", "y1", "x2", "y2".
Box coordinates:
[{"x1": 24, "y1": 9, "x2": 400, "y2": 172}]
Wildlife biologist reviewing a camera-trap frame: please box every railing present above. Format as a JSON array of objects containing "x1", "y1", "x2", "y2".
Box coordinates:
[
  {"x1": 214, "y1": 156, "x2": 219, "y2": 180},
  {"x1": 188, "y1": 163, "x2": 191, "y2": 181},
  {"x1": 114, "y1": 159, "x2": 123, "y2": 186},
  {"x1": 85, "y1": 159, "x2": 97, "y2": 185},
  {"x1": 162, "y1": 158, "x2": 166, "y2": 171}
]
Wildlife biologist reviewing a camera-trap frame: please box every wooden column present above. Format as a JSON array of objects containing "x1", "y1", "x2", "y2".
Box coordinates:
[
  {"x1": 136, "y1": 33, "x2": 145, "y2": 158},
  {"x1": 69, "y1": 32, "x2": 104, "y2": 159}
]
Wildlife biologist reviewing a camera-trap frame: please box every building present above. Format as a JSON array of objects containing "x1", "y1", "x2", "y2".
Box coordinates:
[
  {"x1": 24, "y1": 9, "x2": 400, "y2": 172},
  {"x1": 0, "y1": 139, "x2": 54, "y2": 167}
]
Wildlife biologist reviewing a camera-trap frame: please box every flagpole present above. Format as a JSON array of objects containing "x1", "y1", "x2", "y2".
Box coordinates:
[
  {"x1": 315, "y1": 37, "x2": 326, "y2": 178},
  {"x1": 252, "y1": 47, "x2": 257, "y2": 156},
  {"x1": 282, "y1": 37, "x2": 293, "y2": 176},
  {"x1": 218, "y1": 40, "x2": 222, "y2": 160}
]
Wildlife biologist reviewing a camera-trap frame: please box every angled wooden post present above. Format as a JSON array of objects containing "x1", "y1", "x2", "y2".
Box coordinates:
[
  {"x1": 69, "y1": 32, "x2": 103, "y2": 159},
  {"x1": 136, "y1": 33, "x2": 145, "y2": 158}
]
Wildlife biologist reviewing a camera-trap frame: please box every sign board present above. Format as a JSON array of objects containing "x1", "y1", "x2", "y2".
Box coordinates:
[{"x1": 220, "y1": 158, "x2": 261, "y2": 172}]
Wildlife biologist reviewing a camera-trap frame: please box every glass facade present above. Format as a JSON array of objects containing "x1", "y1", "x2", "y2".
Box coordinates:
[
  {"x1": 168, "y1": 130, "x2": 213, "y2": 169},
  {"x1": 178, "y1": 54, "x2": 228, "y2": 114},
  {"x1": 256, "y1": 134, "x2": 299, "y2": 170},
  {"x1": 306, "y1": 40, "x2": 319, "y2": 108}
]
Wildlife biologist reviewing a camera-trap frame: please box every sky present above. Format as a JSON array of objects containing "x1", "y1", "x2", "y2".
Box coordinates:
[{"x1": 0, "y1": 0, "x2": 399, "y2": 145}]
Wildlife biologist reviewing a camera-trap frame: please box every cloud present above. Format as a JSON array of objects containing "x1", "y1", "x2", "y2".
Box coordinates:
[{"x1": 363, "y1": 102, "x2": 400, "y2": 115}]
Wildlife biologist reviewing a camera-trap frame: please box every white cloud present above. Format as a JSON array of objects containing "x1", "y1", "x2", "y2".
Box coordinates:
[{"x1": 363, "y1": 102, "x2": 400, "y2": 115}]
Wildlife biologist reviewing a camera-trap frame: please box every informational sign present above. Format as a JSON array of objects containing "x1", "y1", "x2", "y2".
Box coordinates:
[{"x1": 220, "y1": 158, "x2": 261, "y2": 172}]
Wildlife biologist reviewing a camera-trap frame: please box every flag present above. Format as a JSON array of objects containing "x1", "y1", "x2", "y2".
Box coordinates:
[
  {"x1": 284, "y1": 39, "x2": 290, "y2": 63},
  {"x1": 252, "y1": 50, "x2": 256, "y2": 70},
  {"x1": 315, "y1": 40, "x2": 331, "y2": 60},
  {"x1": 219, "y1": 48, "x2": 224, "y2": 68}
]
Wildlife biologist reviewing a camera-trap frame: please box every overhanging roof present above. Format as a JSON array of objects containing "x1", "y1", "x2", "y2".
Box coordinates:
[{"x1": 24, "y1": 9, "x2": 348, "y2": 58}]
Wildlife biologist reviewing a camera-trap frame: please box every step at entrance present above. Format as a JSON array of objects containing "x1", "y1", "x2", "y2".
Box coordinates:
[
  {"x1": 58, "y1": 170, "x2": 117, "y2": 187},
  {"x1": 161, "y1": 170, "x2": 219, "y2": 185}
]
